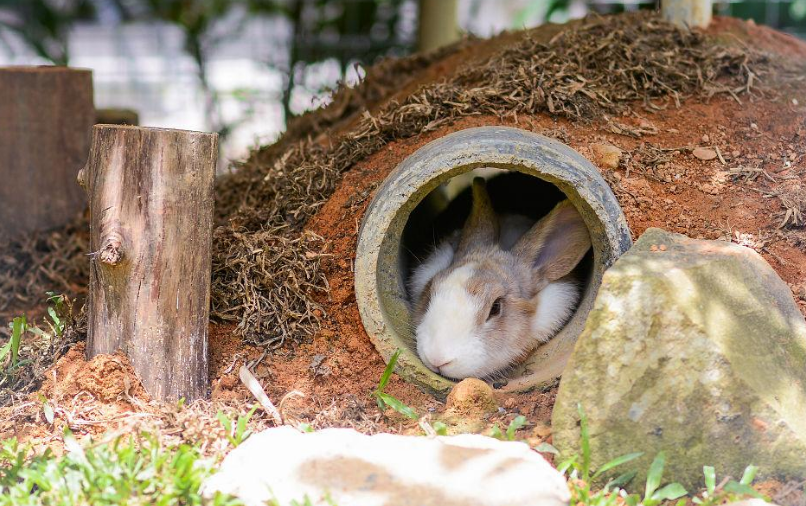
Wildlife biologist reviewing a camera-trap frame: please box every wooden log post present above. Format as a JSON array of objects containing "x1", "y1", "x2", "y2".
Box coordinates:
[
  {"x1": 79, "y1": 125, "x2": 218, "y2": 401},
  {"x1": 0, "y1": 67, "x2": 94, "y2": 240},
  {"x1": 662, "y1": 0, "x2": 712, "y2": 28}
]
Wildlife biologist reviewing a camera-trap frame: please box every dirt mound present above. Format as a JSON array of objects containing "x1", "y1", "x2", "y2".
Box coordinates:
[{"x1": 211, "y1": 11, "x2": 788, "y2": 346}]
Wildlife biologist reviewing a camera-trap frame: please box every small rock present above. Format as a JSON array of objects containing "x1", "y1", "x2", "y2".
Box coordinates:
[
  {"x1": 446, "y1": 378, "x2": 498, "y2": 415},
  {"x1": 202, "y1": 427, "x2": 570, "y2": 506},
  {"x1": 504, "y1": 397, "x2": 516, "y2": 409},
  {"x1": 591, "y1": 143, "x2": 623, "y2": 169},
  {"x1": 750, "y1": 122, "x2": 759, "y2": 130},
  {"x1": 732, "y1": 150, "x2": 741, "y2": 158},
  {"x1": 793, "y1": 98, "x2": 800, "y2": 106},
  {"x1": 692, "y1": 147, "x2": 718, "y2": 161},
  {"x1": 701, "y1": 134, "x2": 710, "y2": 143}
]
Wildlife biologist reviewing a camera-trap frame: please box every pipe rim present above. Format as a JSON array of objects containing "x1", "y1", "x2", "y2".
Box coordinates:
[{"x1": 355, "y1": 126, "x2": 632, "y2": 397}]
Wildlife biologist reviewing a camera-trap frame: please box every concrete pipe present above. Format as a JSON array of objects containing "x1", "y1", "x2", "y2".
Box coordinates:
[{"x1": 355, "y1": 126, "x2": 632, "y2": 397}]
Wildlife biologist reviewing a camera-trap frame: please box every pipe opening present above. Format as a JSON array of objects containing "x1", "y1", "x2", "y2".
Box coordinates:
[
  {"x1": 401, "y1": 170, "x2": 596, "y2": 382},
  {"x1": 355, "y1": 127, "x2": 632, "y2": 397}
]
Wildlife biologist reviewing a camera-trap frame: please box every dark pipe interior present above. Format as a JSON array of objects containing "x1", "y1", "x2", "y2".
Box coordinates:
[{"x1": 401, "y1": 170, "x2": 594, "y2": 302}]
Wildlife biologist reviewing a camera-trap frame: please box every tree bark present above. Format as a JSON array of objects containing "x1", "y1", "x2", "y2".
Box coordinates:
[
  {"x1": 0, "y1": 66, "x2": 94, "y2": 241},
  {"x1": 80, "y1": 125, "x2": 218, "y2": 402},
  {"x1": 662, "y1": 0, "x2": 712, "y2": 28}
]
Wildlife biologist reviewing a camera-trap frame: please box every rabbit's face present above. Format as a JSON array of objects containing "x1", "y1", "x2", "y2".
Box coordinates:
[
  {"x1": 412, "y1": 177, "x2": 590, "y2": 380},
  {"x1": 415, "y1": 251, "x2": 538, "y2": 379}
]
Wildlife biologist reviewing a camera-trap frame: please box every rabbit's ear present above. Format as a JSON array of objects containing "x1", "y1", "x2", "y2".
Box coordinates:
[
  {"x1": 513, "y1": 200, "x2": 591, "y2": 282},
  {"x1": 456, "y1": 177, "x2": 499, "y2": 256}
]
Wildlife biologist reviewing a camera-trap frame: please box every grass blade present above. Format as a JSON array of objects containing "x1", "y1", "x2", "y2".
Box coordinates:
[
  {"x1": 10, "y1": 316, "x2": 26, "y2": 368},
  {"x1": 592, "y1": 451, "x2": 644, "y2": 480},
  {"x1": 378, "y1": 349, "x2": 401, "y2": 391},
  {"x1": 534, "y1": 442, "x2": 559, "y2": 455},
  {"x1": 378, "y1": 393, "x2": 418, "y2": 419},
  {"x1": 607, "y1": 470, "x2": 637, "y2": 489},
  {"x1": 724, "y1": 481, "x2": 763, "y2": 498},
  {"x1": 645, "y1": 451, "x2": 666, "y2": 499},
  {"x1": 506, "y1": 415, "x2": 527, "y2": 440},
  {"x1": 740, "y1": 465, "x2": 758, "y2": 485},
  {"x1": 703, "y1": 465, "x2": 716, "y2": 493},
  {"x1": 652, "y1": 482, "x2": 687, "y2": 501}
]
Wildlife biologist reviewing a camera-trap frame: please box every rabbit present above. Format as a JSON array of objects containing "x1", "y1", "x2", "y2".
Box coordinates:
[{"x1": 409, "y1": 177, "x2": 591, "y2": 380}]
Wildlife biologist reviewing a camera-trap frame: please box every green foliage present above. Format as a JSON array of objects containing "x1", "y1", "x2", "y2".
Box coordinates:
[
  {"x1": 0, "y1": 316, "x2": 25, "y2": 373},
  {"x1": 489, "y1": 415, "x2": 528, "y2": 441},
  {"x1": 217, "y1": 405, "x2": 259, "y2": 447},
  {"x1": 558, "y1": 404, "x2": 765, "y2": 506},
  {"x1": 0, "y1": 0, "x2": 96, "y2": 65},
  {"x1": 0, "y1": 432, "x2": 242, "y2": 506},
  {"x1": 693, "y1": 465, "x2": 766, "y2": 506},
  {"x1": 371, "y1": 349, "x2": 418, "y2": 420}
]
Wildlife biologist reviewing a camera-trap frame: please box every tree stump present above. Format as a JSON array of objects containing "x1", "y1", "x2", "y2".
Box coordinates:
[
  {"x1": 80, "y1": 125, "x2": 218, "y2": 401},
  {"x1": 0, "y1": 66, "x2": 94, "y2": 240}
]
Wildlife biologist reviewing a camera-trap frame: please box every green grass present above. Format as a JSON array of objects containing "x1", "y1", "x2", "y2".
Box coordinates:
[
  {"x1": 371, "y1": 349, "x2": 418, "y2": 420},
  {"x1": 555, "y1": 404, "x2": 767, "y2": 506},
  {"x1": 0, "y1": 431, "x2": 243, "y2": 506}
]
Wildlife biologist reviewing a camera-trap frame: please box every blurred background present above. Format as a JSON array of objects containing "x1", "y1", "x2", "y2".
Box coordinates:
[{"x1": 1, "y1": 0, "x2": 804, "y2": 163}]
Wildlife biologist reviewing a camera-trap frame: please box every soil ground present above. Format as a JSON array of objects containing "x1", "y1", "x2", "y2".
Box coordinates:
[{"x1": 1, "y1": 13, "x2": 805, "y2": 504}]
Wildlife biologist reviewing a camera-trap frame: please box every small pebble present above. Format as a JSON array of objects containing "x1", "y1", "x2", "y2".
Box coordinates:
[
  {"x1": 504, "y1": 397, "x2": 516, "y2": 409},
  {"x1": 692, "y1": 147, "x2": 718, "y2": 161},
  {"x1": 702, "y1": 134, "x2": 710, "y2": 143},
  {"x1": 659, "y1": 244, "x2": 667, "y2": 251},
  {"x1": 750, "y1": 123, "x2": 759, "y2": 130},
  {"x1": 793, "y1": 98, "x2": 800, "y2": 106},
  {"x1": 650, "y1": 245, "x2": 659, "y2": 252}
]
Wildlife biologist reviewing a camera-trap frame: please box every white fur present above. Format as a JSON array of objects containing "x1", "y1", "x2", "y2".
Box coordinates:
[
  {"x1": 531, "y1": 281, "x2": 580, "y2": 342},
  {"x1": 408, "y1": 240, "x2": 455, "y2": 304},
  {"x1": 416, "y1": 264, "x2": 489, "y2": 377}
]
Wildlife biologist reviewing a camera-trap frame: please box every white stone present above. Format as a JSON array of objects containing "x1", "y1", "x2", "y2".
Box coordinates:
[{"x1": 201, "y1": 426, "x2": 570, "y2": 506}]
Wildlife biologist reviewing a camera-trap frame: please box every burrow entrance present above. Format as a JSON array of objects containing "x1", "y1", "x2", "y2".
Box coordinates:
[{"x1": 355, "y1": 126, "x2": 632, "y2": 397}]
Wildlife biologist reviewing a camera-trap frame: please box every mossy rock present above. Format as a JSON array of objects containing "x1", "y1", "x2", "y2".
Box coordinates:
[{"x1": 552, "y1": 228, "x2": 806, "y2": 489}]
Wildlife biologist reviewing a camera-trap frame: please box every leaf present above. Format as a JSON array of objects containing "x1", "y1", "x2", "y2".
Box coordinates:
[
  {"x1": 10, "y1": 316, "x2": 25, "y2": 368},
  {"x1": 43, "y1": 401, "x2": 54, "y2": 425},
  {"x1": 489, "y1": 424, "x2": 504, "y2": 440},
  {"x1": 592, "y1": 451, "x2": 644, "y2": 480},
  {"x1": 534, "y1": 442, "x2": 559, "y2": 455},
  {"x1": 645, "y1": 451, "x2": 667, "y2": 499},
  {"x1": 506, "y1": 415, "x2": 527, "y2": 440},
  {"x1": 378, "y1": 349, "x2": 400, "y2": 391},
  {"x1": 724, "y1": 481, "x2": 763, "y2": 499},
  {"x1": 651, "y1": 482, "x2": 687, "y2": 502},
  {"x1": 0, "y1": 340, "x2": 10, "y2": 364},
  {"x1": 378, "y1": 393, "x2": 417, "y2": 420},
  {"x1": 557, "y1": 455, "x2": 577, "y2": 475},
  {"x1": 216, "y1": 411, "x2": 232, "y2": 434},
  {"x1": 432, "y1": 421, "x2": 448, "y2": 436},
  {"x1": 703, "y1": 465, "x2": 716, "y2": 493},
  {"x1": 739, "y1": 465, "x2": 758, "y2": 486},
  {"x1": 607, "y1": 470, "x2": 637, "y2": 489}
]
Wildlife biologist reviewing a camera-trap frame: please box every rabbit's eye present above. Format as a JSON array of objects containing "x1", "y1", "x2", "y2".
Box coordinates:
[{"x1": 487, "y1": 297, "x2": 503, "y2": 320}]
